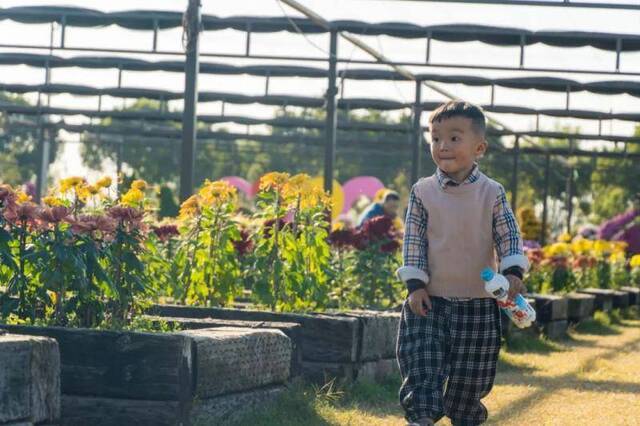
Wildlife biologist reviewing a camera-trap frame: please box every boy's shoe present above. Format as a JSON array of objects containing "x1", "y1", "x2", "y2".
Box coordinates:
[{"x1": 407, "y1": 418, "x2": 435, "y2": 426}]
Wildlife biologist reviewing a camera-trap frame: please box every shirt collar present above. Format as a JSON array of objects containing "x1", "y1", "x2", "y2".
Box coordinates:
[{"x1": 436, "y1": 163, "x2": 480, "y2": 190}]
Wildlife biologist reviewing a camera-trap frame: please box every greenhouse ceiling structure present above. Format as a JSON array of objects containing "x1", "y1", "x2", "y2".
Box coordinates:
[{"x1": 1, "y1": 0, "x2": 639, "y2": 238}]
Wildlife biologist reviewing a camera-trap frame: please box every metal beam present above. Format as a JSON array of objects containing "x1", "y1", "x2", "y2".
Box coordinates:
[
  {"x1": 367, "y1": 0, "x2": 640, "y2": 10},
  {"x1": 179, "y1": 0, "x2": 201, "y2": 202}
]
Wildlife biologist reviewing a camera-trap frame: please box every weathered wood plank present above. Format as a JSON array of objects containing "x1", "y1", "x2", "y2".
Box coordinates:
[
  {"x1": 191, "y1": 385, "x2": 286, "y2": 426},
  {"x1": 530, "y1": 294, "x2": 568, "y2": 322},
  {"x1": 611, "y1": 290, "x2": 630, "y2": 309},
  {"x1": 356, "y1": 358, "x2": 399, "y2": 383},
  {"x1": 578, "y1": 288, "x2": 615, "y2": 312},
  {"x1": 178, "y1": 327, "x2": 290, "y2": 398},
  {"x1": 0, "y1": 325, "x2": 193, "y2": 404},
  {"x1": 142, "y1": 315, "x2": 303, "y2": 376},
  {"x1": 0, "y1": 333, "x2": 60, "y2": 425},
  {"x1": 542, "y1": 320, "x2": 568, "y2": 340},
  {"x1": 61, "y1": 396, "x2": 180, "y2": 426},
  {"x1": 149, "y1": 304, "x2": 360, "y2": 363},
  {"x1": 565, "y1": 292, "x2": 596, "y2": 322},
  {"x1": 321, "y1": 309, "x2": 400, "y2": 361},
  {"x1": 620, "y1": 287, "x2": 640, "y2": 306}
]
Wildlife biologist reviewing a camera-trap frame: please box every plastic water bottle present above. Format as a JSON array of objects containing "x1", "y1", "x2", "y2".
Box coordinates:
[{"x1": 481, "y1": 268, "x2": 536, "y2": 329}]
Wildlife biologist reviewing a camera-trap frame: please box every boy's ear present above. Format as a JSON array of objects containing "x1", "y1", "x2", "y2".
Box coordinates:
[{"x1": 476, "y1": 139, "x2": 488, "y2": 159}]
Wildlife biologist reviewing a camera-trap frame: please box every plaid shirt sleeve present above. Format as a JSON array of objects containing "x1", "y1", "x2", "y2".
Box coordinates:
[
  {"x1": 492, "y1": 184, "x2": 530, "y2": 273},
  {"x1": 396, "y1": 185, "x2": 430, "y2": 285}
]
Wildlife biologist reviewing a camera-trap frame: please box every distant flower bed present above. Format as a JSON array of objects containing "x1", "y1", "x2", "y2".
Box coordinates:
[{"x1": 525, "y1": 235, "x2": 636, "y2": 294}]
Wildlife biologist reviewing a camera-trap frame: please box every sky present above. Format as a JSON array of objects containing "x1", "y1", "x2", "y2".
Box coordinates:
[{"x1": 1, "y1": 0, "x2": 640, "y2": 181}]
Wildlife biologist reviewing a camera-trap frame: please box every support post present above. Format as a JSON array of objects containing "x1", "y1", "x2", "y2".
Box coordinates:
[
  {"x1": 511, "y1": 136, "x2": 520, "y2": 213},
  {"x1": 324, "y1": 29, "x2": 338, "y2": 194},
  {"x1": 411, "y1": 81, "x2": 422, "y2": 185},
  {"x1": 180, "y1": 0, "x2": 201, "y2": 201},
  {"x1": 541, "y1": 153, "x2": 550, "y2": 245}
]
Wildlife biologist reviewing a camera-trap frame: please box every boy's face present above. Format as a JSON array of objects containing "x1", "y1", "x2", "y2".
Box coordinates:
[
  {"x1": 382, "y1": 199, "x2": 399, "y2": 217},
  {"x1": 429, "y1": 116, "x2": 487, "y2": 180}
]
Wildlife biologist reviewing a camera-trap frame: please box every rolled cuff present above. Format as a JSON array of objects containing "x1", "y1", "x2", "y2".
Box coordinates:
[
  {"x1": 396, "y1": 266, "x2": 430, "y2": 285},
  {"x1": 499, "y1": 254, "x2": 530, "y2": 274}
]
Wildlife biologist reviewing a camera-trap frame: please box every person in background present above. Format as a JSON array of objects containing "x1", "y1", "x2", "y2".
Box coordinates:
[
  {"x1": 597, "y1": 193, "x2": 640, "y2": 255},
  {"x1": 356, "y1": 189, "x2": 400, "y2": 229}
]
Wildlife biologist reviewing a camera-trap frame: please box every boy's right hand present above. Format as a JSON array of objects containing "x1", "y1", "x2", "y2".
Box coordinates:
[{"x1": 408, "y1": 288, "x2": 432, "y2": 317}]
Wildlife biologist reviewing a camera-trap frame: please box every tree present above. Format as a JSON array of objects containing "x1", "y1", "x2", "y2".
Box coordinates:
[{"x1": 0, "y1": 92, "x2": 60, "y2": 186}]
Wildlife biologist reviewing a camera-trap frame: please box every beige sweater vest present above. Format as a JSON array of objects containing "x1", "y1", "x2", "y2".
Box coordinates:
[{"x1": 414, "y1": 172, "x2": 499, "y2": 298}]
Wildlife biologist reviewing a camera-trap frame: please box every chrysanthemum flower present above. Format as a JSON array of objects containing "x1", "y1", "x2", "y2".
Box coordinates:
[
  {"x1": 96, "y1": 176, "x2": 113, "y2": 188},
  {"x1": 179, "y1": 194, "x2": 201, "y2": 219},
  {"x1": 38, "y1": 206, "x2": 71, "y2": 224},
  {"x1": 259, "y1": 172, "x2": 290, "y2": 192},
  {"x1": 131, "y1": 179, "x2": 148, "y2": 191}
]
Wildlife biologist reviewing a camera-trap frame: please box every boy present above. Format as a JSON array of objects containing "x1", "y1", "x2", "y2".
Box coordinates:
[{"x1": 395, "y1": 101, "x2": 529, "y2": 426}]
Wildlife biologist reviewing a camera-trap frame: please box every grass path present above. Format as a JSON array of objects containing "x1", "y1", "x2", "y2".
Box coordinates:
[{"x1": 231, "y1": 310, "x2": 640, "y2": 426}]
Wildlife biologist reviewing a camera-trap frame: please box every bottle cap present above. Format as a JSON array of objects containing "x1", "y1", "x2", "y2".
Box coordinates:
[{"x1": 480, "y1": 268, "x2": 495, "y2": 282}]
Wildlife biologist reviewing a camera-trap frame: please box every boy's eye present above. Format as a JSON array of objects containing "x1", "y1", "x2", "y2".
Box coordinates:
[
  {"x1": 432, "y1": 137, "x2": 439, "y2": 143},
  {"x1": 452, "y1": 136, "x2": 459, "y2": 142}
]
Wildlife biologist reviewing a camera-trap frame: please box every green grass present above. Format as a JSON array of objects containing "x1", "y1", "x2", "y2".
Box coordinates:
[
  {"x1": 228, "y1": 375, "x2": 402, "y2": 426},
  {"x1": 574, "y1": 310, "x2": 621, "y2": 335},
  {"x1": 503, "y1": 332, "x2": 564, "y2": 354}
]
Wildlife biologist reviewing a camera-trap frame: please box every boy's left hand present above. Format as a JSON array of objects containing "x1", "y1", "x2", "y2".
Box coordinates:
[{"x1": 506, "y1": 274, "x2": 527, "y2": 299}]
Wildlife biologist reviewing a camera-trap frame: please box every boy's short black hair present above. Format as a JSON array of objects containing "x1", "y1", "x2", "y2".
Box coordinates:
[
  {"x1": 429, "y1": 101, "x2": 486, "y2": 136},
  {"x1": 383, "y1": 191, "x2": 400, "y2": 203}
]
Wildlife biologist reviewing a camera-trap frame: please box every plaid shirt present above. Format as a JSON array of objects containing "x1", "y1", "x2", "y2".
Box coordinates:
[{"x1": 397, "y1": 163, "x2": 529, "y2": 287}]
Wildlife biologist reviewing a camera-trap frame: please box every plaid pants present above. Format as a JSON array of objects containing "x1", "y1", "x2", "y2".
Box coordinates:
[{"x1": 396, "y1": 296, "x2": 502, "y2": 425}]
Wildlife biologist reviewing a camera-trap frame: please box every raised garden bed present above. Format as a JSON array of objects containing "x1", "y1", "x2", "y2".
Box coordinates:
[
  {"x1": 620, "y1": 287, "x2": 640, "y2": 306},
  {"x1": 148, "y1": 304, "x2": 401, "y2": 384},
  {"x1": 565, "y1": 292, "x2": 596, "y2": 323},
  {"x1": 0, "y1": 332, "x2": 60, "y2": 426},
  {"x1": 611, "y1": 290, "x2": 630, "y2": 309},
  {"x1": 577, "y1": 288, "x2": 615, "y2": 312},
  {"x1": 0, "y1": 324, "x2": 291, "y2": 425}
]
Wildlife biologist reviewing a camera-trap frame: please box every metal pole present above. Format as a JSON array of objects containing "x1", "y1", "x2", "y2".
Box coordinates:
[
  {"x1": 35, "y1": 27, "x2": 55, "y2": 203},
  {"x1": 180, "y1": 0, "x2": 201, "y2": 201},
  {"x1": 324, "y1": 29, "x2": 338, "y2": 194},
  {"x1": 411, "y1": 81, "x2": 422, "y2": 184},
  {"x1": 566, "y1": 165, "x2": 574, "y2": 234},
  {"x1": 35, "y1": 125, "x2": 50, "y2": 203},
  {"x1": 511, "y1": 136, "x2": 520, "y2": 213},
  {"x1": 541, "y1": 153, "x2": 550, "y2": 245}
]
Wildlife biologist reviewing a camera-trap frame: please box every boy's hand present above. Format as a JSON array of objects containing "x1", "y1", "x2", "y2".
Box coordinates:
[
  {"x1": 506, "y1": 275, "x2": 527, "y2": 299},
  {"x1": 408, "y1": 288, "x2": 432, "y2": 317}
]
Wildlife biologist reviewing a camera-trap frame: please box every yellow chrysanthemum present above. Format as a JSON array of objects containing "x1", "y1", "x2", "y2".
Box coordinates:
[
  {"x1": 631, "y1": 255, "x2": 640, "y2": 269},
  {"x1": 16, "y1": 190, "x2": 31, "y2": 204},
  {"x1": 332, "y1": 221, "x2": 345, "y2": 231},
  {"x1": 59, "y1": 176, "x2": 85, "y2": 193},
  {"x1": 543, "y1": 242, "x2": 571, "y2": 257},
  {"x1": 610, "y1": 250, "x2": 625, "y2": 264},
  {"x1": 86, "y1": 185, "x2": 100, "y2": 195},
  {"x1": 96, "y1": 176, "x2": 113, "y2": 188},
  {"x1": 179, "y1": 194, "x2": 201, "y2": 219},
  {"x1": 75, "y1": 185, "x2": 91, "y2": 203},
  {"x1": 557, "y1": 232, "x2": 572, "y2": 243},
  {"x1": 259, "y1": 172, "x2": 290, "y2": 192},
  {"x1": 570, "y1": 238, "x2": 593, "y2": 255},
  {"x1": 198, "y1": 180, "x2": 237, "y2": 206},
  {"x1": 131, "y1": 179, "x2": 148, "y2": 191},
  {"x1": 121, "y1": 188, "x2": 145, "y2": 206},
  {"x1": 42, "y1": 196, "x2": 64, "y2": 207}
]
